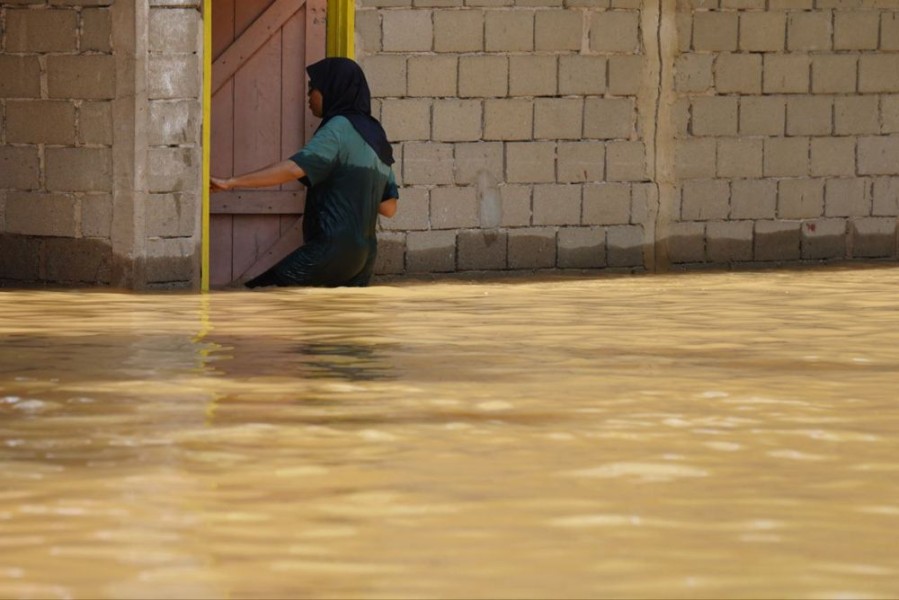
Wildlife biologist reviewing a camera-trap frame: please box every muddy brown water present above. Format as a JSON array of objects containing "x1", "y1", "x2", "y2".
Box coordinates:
[{"x1": 1, "y1": 266, "x2": 898, "y2": 599}]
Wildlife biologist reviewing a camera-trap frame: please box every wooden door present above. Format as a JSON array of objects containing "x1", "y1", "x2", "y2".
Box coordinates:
[{"x1": 210, "y1": 0, "x2": 326, "y2": 287}]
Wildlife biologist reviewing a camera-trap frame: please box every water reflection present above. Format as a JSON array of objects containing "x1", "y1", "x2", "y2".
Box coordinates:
[{"x1": 0, "y1": 267, "x2": 898, "y2": 598}]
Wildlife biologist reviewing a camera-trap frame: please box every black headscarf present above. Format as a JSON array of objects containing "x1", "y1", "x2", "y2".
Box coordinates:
[{"x1": 307, "y1": 57, "x2": 394, "y2": 166}]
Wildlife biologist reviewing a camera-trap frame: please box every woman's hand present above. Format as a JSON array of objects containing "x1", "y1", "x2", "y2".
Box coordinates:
[{"x1": 210, "y1": 177, "x2": 232, "y2": 193}]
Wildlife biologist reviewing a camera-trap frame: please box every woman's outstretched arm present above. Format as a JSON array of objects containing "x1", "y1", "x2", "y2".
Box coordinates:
[{"x1": 210, "y1": 160, "x2": 305, "y2": 192}]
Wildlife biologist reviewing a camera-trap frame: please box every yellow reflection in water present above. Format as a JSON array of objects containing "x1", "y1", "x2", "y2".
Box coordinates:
[{"x1": 1, "y1": 266, "x2": 898, "y2": 599}]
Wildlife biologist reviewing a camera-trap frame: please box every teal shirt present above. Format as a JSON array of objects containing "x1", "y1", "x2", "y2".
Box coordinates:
[{"x1": 290, "y1": 116, "x2": 398, "y2": 249}]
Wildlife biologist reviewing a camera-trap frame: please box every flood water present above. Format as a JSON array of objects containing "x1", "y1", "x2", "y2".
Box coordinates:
[{"x1": 1, "y1": 266, "x2": 898, "y2": 599}]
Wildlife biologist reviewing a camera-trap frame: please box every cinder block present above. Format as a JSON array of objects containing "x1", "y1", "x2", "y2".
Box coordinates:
[
  {"x1": 361, "y1": 55, "x2": 406, "y2": 97},
  {"x1": 485, "y1": 9, "x2": 535, "y2": 51},
  {"x1": 811, "y1": 55, "x2": 857, "y2": 94},
  {"x1": 801, "y1": 218, "x2": 846, "y2": 260},
  {"x1": 858, "y1": 135, "x2": 899, "y2": 175},
  {"x1": 406, "y1": 230, "x2": 456, "y2": 272},
  {"x1": 681, "y1": 179, "x2": 729, "y2": 221},
  {"x1": 583, "y1": 182, "x2": 630, "y2": 225},
  {"x1": 355, "y1": 9, "x2": 381, "y2": 53},
  {"x1": 374, "y1": 232, "x2": 406, "y2": 275},
  {"x1": 534, "y1": 98, "x2": 583, "y2": 140},
  {"x1": 458, "y1": 230, "x2": 508, "y2": 271},
  {"x1": 692, "y1": 11, "x2": 739, "y2": 52},
  {"x1": 6, "y1": 101, "x2": 76, "y2": 145},
  {"x1": 408, "y1": 56, "x2": 458, "y2": 98},
  {"x1": 717, "y1": 138, "x2": 763, "y2": 178},
  {"x1": 532, "y1": 184, "x2": 581, "y2": 226},
  {"x1": 380, "y1": 186, "x2": 429, "y2": 230},
  {"x1": 44, "y1": 147, "x2": 112, "y2": 192},
  {"x1": 360, "y1": 0, "x2": 412, "y2": 8},
  {"x1": 558, "y1": 227, "x2": 605, "y2": 268},
  {"x1": 144, "y1": 237, "x2": 196, "y2": 284},
  {"x1": 44, "y1": 237, "x2": 113, "y2": 284},
  {"x1": 557, "y1": 141, "x2": 605, "y2": 183},
  {"x1": 382, "y1": 9, "x2": 433, "y2": 51},
  {"x1": 872, "y1": 177, "x2": 899, "y2": 216},
  {"x1": 506, "y1": 142, "x2": 556, "y2": 183},
  {"x1": 715, "y1": 53, "x2": 761, "y2": 94},
  {"x1": 432, "y1": 99, "x2": 483, "y2": 142},
  {"x1": 630, "y1": 183, "x2": 658, "y2": 226},
  {"x1": 403, "y1": 142, "x2": 454, "y2": 184},
  {"x1": 483, "y1": 99, "x2": 532, "y2": 141},
  {"x1": 508, "y1": 227, "x2": 556, "y2": 269},
  {"x1": 6, "y1": 192, "x2": 77, "y2": 237},
  {"x1": 708, "y1": 220, "x2": 753, "y2": 262},
  {"x1": 778, "y1": 178, "x2": 824, "y2": 219},
  {"x1": 148, "y1": 55, "x2": 200, "y2": 99},
  {"x1": 0, "y1": 147, "x2": 40, "y2": 189},
  {"x1": 810, "y1": 137, "x2": 856, "y2": 177},
  {"x1": 721, "y1": 0, "x2": 764, "y2": 9},
  {"x1": 834, "y1": 96, "x2": 879, "y2": 135},
  {"x1": 47, "y1": 54, "x2": 115, "y2": 100},
  {"x1": 606, "y1": 141, "x2": 646, "y2": 182},
  {"x1": 740, "y1": 96, "x2": 785, "y2": 136},
  {"x1": 763, "y1": 54, "x2": 810, "y2": 94},
  {"x1": 884, "y1": 95, "x2": 899, "y2": 133},
  {"x1": 764, "y1": 137, "x2": 809, "y2": 177},
  {"x1": 851, "y1": 218, "x2": 896, "y2": 258},
  {"x1": 496, "y1": 184, "x2": 532, "y2": 227},
  {"x1": 730, "y1": 179, "x2": 777, "y2": 220},
  {"x1": 0, "y1": 56, "x2": 41, "y2": 98},
  {"x1": 667, "y1": 221, "x2": 705, "y2": 264},
  {"x1": 754, "y1": 220, "x2": 801, "y2": 261},
  {"x1": 787, "y1": 10, "x2": 832, "y2": 51},
  {"x1": 883, "y1": 11, "x2": 899, "y2": 51},
  {"x1": 566, "y1": 0, "x2": 606, "y2": 6},
  {"x1": 459, "y1": 55, "x2": 507, "y2": 98},
  {"x1": 770, "y1": 0, "x2": 812, "y2": 7},
  {"x1": 590, "y1": 10, "x2": 639, "y2": 52},
  {"x1": 674, "y1": 54, "x2": 714, "y2": 93},
  {"x1": 583, "y1": 97, "x2": 634, "y2": 139},
  {"x1": 0, "y1": 233, "x2": 41, "y2": 281},
  {"x1": 674, "y1": 138, "x2": 717, "y2": 180},
  {"x1": 148, "y1": 100, "x2": 199, "y2": 146},
  {"x1": 509, "y1": 55, "x2": 557, "y2": 97},
  {"x1": 675, "y1": 11, "x2": 692, "y2": 53},
  {"x1": 465, "y1": 0, "x2": 511, "y2": 7},
  {"x1": 6, "y1": 9, "x2": 77, "y2": 52},
  {"x1": 414, "y1": 0, "x2": 463, "y2": 7},
  {"x1": 149, "y1": 8, "x2": 198, "y2": 53},
  {"x1": 80, "y1": 193, "x2": 112, "y2": 238},
  {"x1": 834, "y1": 10, "x2": 879, "y2": 50},
  {"x1": 672, "y1": 98, "x2": 691, "y2": 138},
  {"x1": 825, "y1": 177, "x2": 869, "y2": 217},
  {"x1": 535, "y1": 9, "x2": 582, "y2": 51},
  {"x1": 691, "y1": 96, "x2": 738, "y2": 136},
  {"x1": 146, "y1": 147, "x2": 198, "y2": 193},
  {"x1": 859, "y1": 55, "x2": 899, "y2": 93},
  {"x1": 146, "y1": 193, "x2": 197, "y2": 238},
  {"x1": 380, "y1": 98, "x2": 430, "y2": 141},
  {"x1": 430, "y1": 186, "x2": 479, "y2": 229},
  {"x1": 608, "y1": 55, "x2": 643, "y2": 95},
  {"x1": 606, "y1": 225, "x2": 643, "y2": 267},
  {"x1": 559, "y1": 55, "x2": 606, "y2": 95},
  {"x1": 455, "y1": 142, "x2": 504, "y2": 185},
  {"x1": 434, "y1": 9, "x2": 484, "y2": 52},
  {"x1": 739, "y1": 11, "x2": 786, "y2": 51},
  {"x1": 786, "y1": 96, "x2": 833, "y2": 136}
]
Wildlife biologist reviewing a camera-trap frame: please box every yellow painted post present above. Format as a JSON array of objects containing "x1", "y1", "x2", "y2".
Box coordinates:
[
  {"x1": 201, "y1": 0, "x2": 212, "y2": 291},
  {"x1": 327, "y1": 0, "x2": 355, "y2": 59}
]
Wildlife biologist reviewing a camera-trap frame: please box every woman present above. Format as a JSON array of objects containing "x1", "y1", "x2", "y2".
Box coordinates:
[{"x1": 210, "y1": 57, "x2": 399, "y2": 288}]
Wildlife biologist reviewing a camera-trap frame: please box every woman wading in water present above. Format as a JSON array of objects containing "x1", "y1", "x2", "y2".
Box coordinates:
[{"x1": 210, "y1": 57, "x2": 398, "y2": 288}]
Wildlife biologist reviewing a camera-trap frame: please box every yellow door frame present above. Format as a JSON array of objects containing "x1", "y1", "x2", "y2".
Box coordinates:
[{"x1": 200, "y1": 0, "x2": 354, "y2": 291}]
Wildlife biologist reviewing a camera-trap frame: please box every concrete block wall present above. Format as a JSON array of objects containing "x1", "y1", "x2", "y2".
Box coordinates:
[
  {"x1": 360, "y1": 0, "x2": 899, "y2": 275},
  {"x1": 0, "y1": 0, "x2": 203, "y2": 288}
]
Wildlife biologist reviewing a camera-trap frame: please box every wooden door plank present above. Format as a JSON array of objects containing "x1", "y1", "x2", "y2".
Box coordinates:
[
  {"x1": 212, "y1": 0, "x2": 235, "y2": 60},
  {"x1": 211, "y1": 190, "x2": 305, "y2": 214},
  {"x1": 236, "y1": 0, "x2": 274, "y2": 37},
  {"x1": 234, "y1": 217, "x2": 304, "y2": 284},
  {"x1": 213, "y1": 0, "x2": 306, "y2": 94},
  {"x1": 280, "y1": 7, "x2": 305, "y2": 192},
  {"x1": 233, "y1": 32, "x2": 282, "y2": 175},
  {"x1": 210, "y1": 214, "x2": 234, "y2": 287},
  {"x1": 211, "y1": 78, "x2": 234, "y2": 177},
  {"x1": 232, "y1": 215, "x2": 282, "y2": 281}
]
